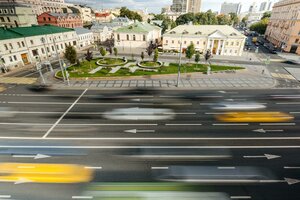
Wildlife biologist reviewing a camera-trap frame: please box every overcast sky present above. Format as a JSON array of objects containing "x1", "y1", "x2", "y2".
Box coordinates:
[{"x1": 66, "y1": 0, "x2": 259, "y2": 13}]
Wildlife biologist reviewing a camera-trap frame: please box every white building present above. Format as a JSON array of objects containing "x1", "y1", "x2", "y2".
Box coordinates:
[
  {"x1": 114, "y1": 22, "x2": 162, "y2": 50},
  {"x1": 0, "y1": 4, "x2": 38, "y2": 28},
  {"x1": 220, "y1": 2, "x2": 242, "y2": 15},
  {"x1": 74, "y1": 27, "x2": 93, "y2": 50},
  {"x1": 259, "y1": 0, "x2": 277, "y2": 12},
  {"x1": 67, "y1": 4, "x2": 93, "y2": 24},
  {"x1": 163, "y1": 25, "x2": 246, "y2": 56},
  {"x1": 0, "y1": 25, "x2": 77, "y2": 72}
]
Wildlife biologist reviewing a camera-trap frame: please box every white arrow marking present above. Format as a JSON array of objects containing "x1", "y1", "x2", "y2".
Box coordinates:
[
  {"x1": 285, "y1": 178, "x2": 300, "y2": 185},
  {"x1": 124, "y1": 129, "x2": 155, "y2": 133},
  {"x1": 253, "y1": 129, "x2": 284, "y2": 133},
  {"x1": 243, "y1": 154, "x2": 281, "y2": 160},
  {"x1": 12, "y1": 154, "x2": 51, "y2": 160}
]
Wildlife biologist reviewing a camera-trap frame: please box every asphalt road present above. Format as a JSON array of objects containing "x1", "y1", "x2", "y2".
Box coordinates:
[{"x1": 0, "y1": 86, "x2": 300, "y2": 199}]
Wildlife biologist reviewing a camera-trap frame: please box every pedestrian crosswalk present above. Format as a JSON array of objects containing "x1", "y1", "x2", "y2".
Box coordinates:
[
  {"x1": 0, "y1": 77, "x2": 37, "y2": 84},
  {"x1": 271, "y1": 73, "x2": 296, "y2": 80}
]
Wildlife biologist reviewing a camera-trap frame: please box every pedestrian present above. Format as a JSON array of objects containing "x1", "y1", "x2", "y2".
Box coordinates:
[{"x1": 262, "y1": 69, "x2": 265, "y2": 75}]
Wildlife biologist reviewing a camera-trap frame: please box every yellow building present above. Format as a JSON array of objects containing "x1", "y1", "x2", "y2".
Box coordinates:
[{"x1": 265, "y1": 0, "x2": 300, "y2": 54}]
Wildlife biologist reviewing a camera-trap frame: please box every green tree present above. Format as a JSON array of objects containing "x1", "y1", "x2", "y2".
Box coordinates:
[
  {"x1": 261, "y1": 11, "x2": 271, "y2": 20},
  {"x1": 195, "y1": 52, "x2": 200, "y2": 67},
  {"x1": 175, "y1": 13, "x2": 195, "y2": 25},
  {"x1": 216, "y1": 14, "x2": 231, "y2": 25},
  {"x1": 64, "y1": 45, "x2": 77, "y2": 64},
  {"x1": 141, "y1": 51, "x2": 145, "y2": 61},
  {"x1": 186, "y1": 42, "x2": 195, "y2": 62},
  {"x1": 229, "y1": 13, "x2": 239, "y2": 26},
  {"x1": 250, "y1": 18, "x2": 269, "y2": 34},
  {"x1": 100, "y1": 47, "x2": 107, "y2": 57},
  {"x1": 120, "y1": 7, "x2": 143, "y2": 22},
  {"x1": 153, "y1": 48, "x2": 159, "y2": 62},
  {"x1": 113, "y1": 47, "x2": 118, "y2": 57}
]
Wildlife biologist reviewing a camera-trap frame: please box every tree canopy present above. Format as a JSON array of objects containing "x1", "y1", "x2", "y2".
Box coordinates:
[
  {"x1": 120, "y1": 7, "x2": 143, "y2": 22},
  {"x1": 153, "y1": 14, "x2": 176, "y2": 33},
  {"x1": 261, "y1": 11, "x2": 271, "y2": 20},
  {"x1": 64, "y1": 45, "x2": 77, "y2": 64},
  {"x1": 250, "y1": 18, "x2": 269, "y2": 35}
]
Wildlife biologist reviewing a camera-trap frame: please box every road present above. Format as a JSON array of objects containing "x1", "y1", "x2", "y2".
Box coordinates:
[{"x1": 0, "y1": 86, "x2": 300, "y2": 199}]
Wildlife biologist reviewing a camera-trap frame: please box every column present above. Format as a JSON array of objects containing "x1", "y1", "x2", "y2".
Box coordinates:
[
  {"x1": 211, "y1": 39, "x2": 214, "y2": 52},
  {"x1": 216, "y1": 40, "x2": 221, "y2": 55},
  {"x1": 221, "y1": 40, "x2": 225, "y2": 55}
]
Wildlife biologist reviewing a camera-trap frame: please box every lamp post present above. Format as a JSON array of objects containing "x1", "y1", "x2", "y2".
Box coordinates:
[
  {"x1": 40, "y1": 37, "x2": 53, "y2": 72},
  {"x1": 35, "y1": 55, "x2": 46, "y2": 85},
  {"x1": 52, "y1": 35, "x2": 66, "y2": 83},
  {"x1": 176, "y1": 32, "x2": 184, "y2": 87}
]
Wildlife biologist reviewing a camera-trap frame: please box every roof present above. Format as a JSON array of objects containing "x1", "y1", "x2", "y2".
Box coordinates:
[
  {"x1": 74, "y1": 27, "x2": 92, "y2": 35},
  {"x1": 114, "y1": 22, "x2": 161, "y2": 33},
  {"x1": 112, "y1": 17, "x2": 132, "y2": 23},
  {"x1": 41, "y1": 12, "x2": 80, "y2": 18},
  {"x1": 164, "y1": 25, "x2": 246, "y2": 38},
  {"x1": 0, "y1": 25, "x2": 74, "y2": 41},
  {"x1": 95, "y1": 12, "x2": 111, "y2": 17}
]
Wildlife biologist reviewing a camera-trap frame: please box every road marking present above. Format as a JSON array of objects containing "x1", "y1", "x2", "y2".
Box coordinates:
[
  {"x1": 84, "y1": 166, "x2": 102, "y2": 170},
  {"x1": 12, "y1": 154, "x2": 50, "y2": 159},
  {"x1": 284, "y1": 166, "x2": 300, "y2": 169},
  {"x1": 218, "y1": 167, "x2": 236, "y2": 170},
  {"x1": 165, "y1": 124, "x2": 202, "y2": 126},
  {"x1": 276, "y1": 102, "x2": 300, "y2": 105},
  {"x1": 260, "y1": 123, "x2": 295, "y2": 126},
  {"x1": 205, "y1": 112, "x2": 237, "y2": 115},
  {"x1": 72, "y1": 196, "x2": 93, "y2": 199},
  {"x1": 253, "y1": 129, "x2": 284, "y2": 133},
  {"x1": 7, "y1": 102, "x2": 72, "y2": 105},
  {"x1": 243, "y1": 154, "x2": 281, "y2": 160},
  {"x1": 213, "y1": 123, "x2": 249, "y2": 126},
  {"x1": 124, "y1": 129, "x2": 155, "y2": 133},
  {"x1": 0, "y1": 195, "x2": 11, "y2": 198},
  {"x1": 43, "y1": 89, "x2": 88, "y2": 138},
  {"x1": 151, "y1": 167, "x2": 169, "y2": 170},
  {"x1": 290, "y1": 112, "x2": 300, "y2": 114},
  {"x1": 230, "y1": 196, "x2": 252, "y2": 199},
  {"x1": 0, "y1": 122, "x2": 158, "y2": 126},
  {"x1": 196, "y1": 96, "x2": 223, "y2": 98}
]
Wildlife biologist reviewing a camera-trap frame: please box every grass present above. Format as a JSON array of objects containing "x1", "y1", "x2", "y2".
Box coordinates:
[
  {"x1": 139, "y1": 61, "x2": 161, "y2": 68},
  {"x1": 56, "y1": 60, "x2": 244, "y2": 78},
  {"x1": 97, "y1": 57, "x2": 126, "y2": 65}
]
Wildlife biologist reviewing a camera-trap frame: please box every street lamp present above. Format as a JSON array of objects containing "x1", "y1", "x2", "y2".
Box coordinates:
[
  {"x1": 40, "y1": 37, "x2": 53, "y2": 72},
  {"x1": 52, "y1": 35, "x2": 67, "y2": 83},
  {"x1": 176, "y1": 31, "x2": 184, "y2": 87}
]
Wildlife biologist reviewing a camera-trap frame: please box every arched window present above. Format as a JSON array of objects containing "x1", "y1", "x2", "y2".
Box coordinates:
[
  {"x1": 133, "y1": 35, "x2": 136, "y2": 41},
  {"x1": 126, "y1": 34, "x2": 129, "y2": 40}
]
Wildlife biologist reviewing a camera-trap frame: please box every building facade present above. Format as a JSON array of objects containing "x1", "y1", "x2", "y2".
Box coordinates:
[
  {"x1": 163, "y1": 25, "x2": 246, "y2": 56},
  {"x1": 220, "y1": 2, "x2": 242, "y2": 15},
  {"x1": 265, "y1": 0, "x2": 300, "y2": 54},
  {"x1": 37, "y1": 12, "x2": 83, "y2": 28},
  {"x1": 0, "y1": 25, "x2": 77, "y2": 71},
  {"x1": 170, "y1": 0, "x2": 201, "y2": 13},
  {"x1": 0, "y1": 4, "x2": 38, "y2": 28},
  {"x1": 114, "y1": 22, "x2": 162, "y2": 51},
  {"x1": 74, "y1": 27, "x2": 93, "y2": 50}
]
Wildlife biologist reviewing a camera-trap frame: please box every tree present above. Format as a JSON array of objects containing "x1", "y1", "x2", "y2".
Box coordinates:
[
  {"x1": 153, "y1": 48, "x2": 159, "y2": 62},
  {"x1": 216, "y1": 14, "x2": 231, "y2": 25},
  {"x1": 100, "y1": 47, "x2": 107, "y2": 57},
  {"x1": 250, "y1": 18, "x2": 269, "y2": 35},
  {"x1": 113, "y1": 47, "x2": 118, "y2": 57},
  {"x1": 229, "y1": 13, "x2": 239, "y2": 26},
  {"x1": 64, "y1": 45, "x2": 77, "y2": 64},
  {"x1": 120, "y1": 7, "x2": 143, "y2": 22},
  {"x1": 85, "y1": 49, "x2": 93, "y2": 62},
  {"x1": 141, "y1": 51, "x2": 145, "y2": 61},
  {"x1": 195, "y1": 52, "x2": 200, "y2": 67},
  {"x1": 146, "y1": 43, "x2": 154, "y2": 57},
  {"x1": 186, "y1": 42, "x2": 195, "y2": 62},
  {"x1": 261, "y1": 11, "x2": 271, "y2": 20},
  {"x1": 176, "y1": 13, "x2": 195, "y2": 25}
]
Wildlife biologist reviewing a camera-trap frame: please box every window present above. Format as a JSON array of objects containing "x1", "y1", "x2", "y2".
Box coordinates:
[
  {"x1": 21, "y1": 41, "x2": 25, "y2": 47},
  {"x1": 225, "y1": 42, "x2": 228, "y2": 45},
  {"x1": 295, "y1": 39, "x2": 299, "y2": 43},
  {"x1": 17, "y1": 42, "x2": 21, "y2": 48},
  {"x1": 236, "y1": 42, "x2": 240, "y2": 46},
  {"x1": 117, "y1": 34, "x2": 120, "y2": 41},
  {"x1": 10, "y1": 9, "x2": 14, "y2": 14},
  {"x1": 9, "y1": 56, "x2": 13, "y2": 62},
  {"x1": 133, "y1": 35, "x2": 136, "y2": 41},
  {"x1": 52, "y1": 46, "x2": 55, "y2": 51},
  {"x1": 0, "y1": 58, "x2": 5, "y2": 64},
  {"x1": 48, "y1": 17, "x2": 51, "y2": 21},
  {"x1": 9, "y1": 43, "x2": 13, "y2": 49},
  {"x1": 203, "y1": 41, "x2": 206, "y2": 45},
  {"x1": 231, "y1": 42, "x2": 234, "y2": 46},
  {"x1": 7, "y1": 17, "x2": 10, "y2": 22},
  {"x1": 73, "y1": 41, "x2": 76, "y2": 45},
  {"x1": 41, "y1": 48, "x2": 45, "y2": 54},
  {"x1": 197, "y1": 41, "x2": 199, "y2": 44},
  {"x1": 47, "y1": 47, "x2": 50, "y2": 53},
  {"x1": 172, "y1": 40, "x2": 174, "y2": 44},
  {"x1": 143, "y1": 35, "x2": 146, "y2": 41},
  {"x1": 32, "y1": 49, "x2": 38, "y2": 56},
  {"x1": 30, "y1": 40, "x2": 34, "y2": 45},
  {"x1": 184, "y1": 41, "x2": 187, "y2": 44},
  {"x1": 61, "y1": 44, "x2": 63, "y2": 49},
  {"x1": 13, "y1": 55, "x2": 17, "y2": 61},
  {"x1": 56, "y1": 45, "x2": 59, "y2": 50},
  {"x1": 0, "y1": 17, "x2": 4, "y2": 22},
  {"x1": 235, "y1": 50, "x2": 238, "y2": 53},
  {"x1": 126, "y1": 34, "x2": 129, "y2": 40},
  {"x1": 4, "y1": 44, "x2": 8, "y2": 50},
  {"x1": 165, "y1": 40, "x2": 168, "y2": 44}
]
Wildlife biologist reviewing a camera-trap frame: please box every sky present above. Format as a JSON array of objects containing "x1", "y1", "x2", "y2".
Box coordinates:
[{"x1": 65, "y1": 0, "x2": 258, "y2": 13}]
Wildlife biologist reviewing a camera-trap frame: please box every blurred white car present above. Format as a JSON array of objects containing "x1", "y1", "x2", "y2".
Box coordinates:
[
  {"x1": 211, "y1": 102, "x2": 266, "y2": 110},
  {"x1": 103, "y1": 107, "x2": 175, "y2": 120}
]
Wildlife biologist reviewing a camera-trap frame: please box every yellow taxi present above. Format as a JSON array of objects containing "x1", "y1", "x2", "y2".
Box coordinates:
[
  {"x1": 0, "y1": 163, "x2": 93, "y2": 184},
  {"x1": 216, "y1": 112, "x2": 294, "y2": 123}
]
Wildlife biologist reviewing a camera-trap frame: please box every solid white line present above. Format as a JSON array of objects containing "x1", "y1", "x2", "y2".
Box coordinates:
[
  {"x1": 230, "y1": 196, "x2": 252, "y2": 199},
  {"x1": 0, "y1": 123, "x2": 52, "y2": 126},
  {"x1": 196, "y1": 96, "x2": 223, "y2": 98},
  {"x1": 276, "y1": 102, "x2": 300, "y2": 105},
  {"x1": 0, "y1": 145, "x2": 299, "y2": 149},
  {"x1": 1, "y1": 136, "x2": 300, "y2": 140},
  {"x1": 165, "y1": 124, "x2": 202, "y2": 126},
  {"x1": 43, "y1": 89, "x2": 88, "y2": 138},
  {"x1": 163, "y1": 112, "x2": 196, "y2": 115},
  {"x1": 218, "y1": 167, "x2": 236, "y2": 170},
  {"x1": 84, "y1": 166, "x2": 102, "y2": 170},
  {"x1": 205, "y1": 112, "x2": 237, "y2": 115},
  {"x1": 0, "y1": 195, "x2": 11, "y2": 198},
  {"x1": 72, "y1": 196, "x2": 93, "y2": 199},
  {"x1": 213, "y1": 124, "x2": 249, "y2": 126},
  {"x1": 290, "y1": 112, "x2": 300, "y2": 114},
  {"x1": 7, "y1": 102, "x2": 71, "y2": 105},
  {"x1": 151, "y1": 167, "x2": 169, "y2": 170},
  {"x1": 260, "y1": 123, "x2": 295, "y2": 126},
  {"x1": 12, "y1": 155, "x2": 35, "y2": 158},
  {"x1": 0, "y1": 123, "x2": 158, "y2": 126},
  {"x1": 284, "y1": 166, "x2": 300, "y2": 169}
]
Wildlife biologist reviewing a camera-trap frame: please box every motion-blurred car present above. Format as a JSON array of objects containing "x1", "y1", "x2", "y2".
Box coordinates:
[
  {"x1": 216, "y1": 112, "x2": 294, "y2": 123},
  {"x1": 211, "y1": 102, "x2": 266, "y2": 110},
  {"x1": 27, "y1": 84, "x2": 52, "y2": 92},
  {"x1": 103, "y1": 107, "x2": 175, "y2": 120},
  {"x1": 0, "y1": 163, "x2": 93, "y2": 184}
]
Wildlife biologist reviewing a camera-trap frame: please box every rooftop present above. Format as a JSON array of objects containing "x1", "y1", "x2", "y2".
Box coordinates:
[
  {"x1": 164, "y1": 25, "x2": 245, "y2": 38},
  {"x1": 0, "y1": 25, "x2": 74, "y2": 41},
  {"x1": 114, "y1": 22, "x2": 161, "y2": 33},
  {"x1": 74, "y1": 27, "x2": 92, "y2": 35}
]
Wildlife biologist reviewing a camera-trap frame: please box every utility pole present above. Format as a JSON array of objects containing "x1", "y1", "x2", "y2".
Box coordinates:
[
  {"x1": 53, "y1": 35, "x2": 66, "y2": 83},
  {"x1": 41, "y1": 37, "x2": 53, "y2": 72},
  {"x1": 177, "y1": 33, "x2": 184, "y2": 87}
]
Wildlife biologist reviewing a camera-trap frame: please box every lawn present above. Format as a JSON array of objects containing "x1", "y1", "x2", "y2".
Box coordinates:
[
  {"x1": 97, "y1": 58, "x2": 126, "y2": 66},
  {"x1": 56, "y1": 60, "x2": 244, "y2": 78},
  {"x1": 139, "y1": 61, "x2": 161, "y2": 68}
]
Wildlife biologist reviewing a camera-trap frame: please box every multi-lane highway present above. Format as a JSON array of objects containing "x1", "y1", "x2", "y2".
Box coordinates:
[{"x1": 0, "y1": 86, "x2": 300, "y2": 200}]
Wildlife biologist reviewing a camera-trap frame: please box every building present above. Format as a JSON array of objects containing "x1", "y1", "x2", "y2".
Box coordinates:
[
  {"x1": 259, "y1": 0, "x2": 277, "y2": 12},
  {"x1": 220, "y1": 2, "x2": 242, "y2": 15},
  {"x1": 37, "y1": 12, "x2": 83, "y2": 28},
  {"x1": 249, "y1": 2, "x2": 259, "y2": 13},
  {"x1": 163, "y1": 25, "x2": 246, "y2": 56},
  {"x1": 0, "y1": 25, "x2": 77, "y2": 71},
  {"x1": 265, "y1": 0, "x2": 300, "y2": 54},
  {"x1": 74, "y1": 27, "x2": 93, "y2": 50},
  {"x1": 0, "y1": 4, "x2": 38, "y2": 28},
  {"x1": 0, "y1": 0, "x2": 66, "y2": 15},
  {"x1": 170, "y1": 0, "x2": 201, "y2": 13},
  {"x1": 114, "y1": 22, "x2": 162, "y2": 51},
  {"x1": 95, "y1": 12, "x2": 114, "y2": 23}
]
